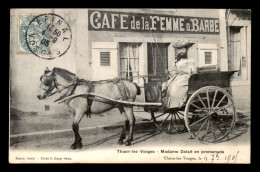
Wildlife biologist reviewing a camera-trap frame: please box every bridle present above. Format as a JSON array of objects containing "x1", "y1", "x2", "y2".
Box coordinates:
[{"x1": 40, "y1": 73, "x2": 78, "y2": 101}]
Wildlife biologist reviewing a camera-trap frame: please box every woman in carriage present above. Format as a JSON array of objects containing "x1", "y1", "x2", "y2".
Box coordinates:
[{"x1": 162, "y1": 40, "x2": 197, "y2": 109}]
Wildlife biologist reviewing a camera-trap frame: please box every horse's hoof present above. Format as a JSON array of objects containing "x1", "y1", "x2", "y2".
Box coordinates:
[
  {"x1": 71, "y1": 144, "x2": 77, "y2": 149},
  {"x1": 125, "y1": 141, "x2": 131, "y2": 146},
  {"x1": 77, "y1": 143, "x2": 83, "y2": 149},
  {"x1": 118, "y1": 140, "x2": 124, "y2": 145},
  {"x1": 71, "y1": 142, "x2": 82, "y2": 149}
]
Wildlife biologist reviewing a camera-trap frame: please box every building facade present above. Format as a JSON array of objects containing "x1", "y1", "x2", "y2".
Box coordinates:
[
  {"x1": 87, "y1": 8, "x2": 251, "y2": 109},
  {"x1": 225, "y1": 9, "x2": 251, "y2": 110},
  {"x1": 10, "y1": 9, "x2": 251, "y2": 114}
]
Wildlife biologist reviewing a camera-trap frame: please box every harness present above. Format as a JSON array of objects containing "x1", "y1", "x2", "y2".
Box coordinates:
[
  {"x1": 41, "y1": 75, "x2": 79, "y2": 102},
  {"x1": 41, "y1": 75, "x2": 130, "y2": 118},
  {"x1": 42, "y1": 75, "x2": 94, "y2": 117},
  {"x1": 92, "y1": 78, "x2": 130, "y2": 101},
  {"x1": 77, "y1": 79, "x2": 95, "y2": 118},
  {"x1": 54, "y1": 79, "x2": 79, "y2": 103}
]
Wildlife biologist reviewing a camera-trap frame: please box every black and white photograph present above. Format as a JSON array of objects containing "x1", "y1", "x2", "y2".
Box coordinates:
[{"x1": 9, "y1": 8, "x2": 251, "y2": 163}]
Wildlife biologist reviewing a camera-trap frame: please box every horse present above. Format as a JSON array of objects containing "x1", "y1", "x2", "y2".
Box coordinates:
[{"x1": 37, "y1": 67, "x2": 141, "y2": 149}]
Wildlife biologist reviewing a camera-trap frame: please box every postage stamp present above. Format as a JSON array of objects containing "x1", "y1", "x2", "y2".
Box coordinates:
[
  {"x1": 23, "y1": 13, "x2": 72, "y2": 60},
  {"x1": 18, "y1": 14, "x2": 38, "y2": 54}
]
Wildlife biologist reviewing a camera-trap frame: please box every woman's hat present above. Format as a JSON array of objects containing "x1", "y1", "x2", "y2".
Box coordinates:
[{"x1": 172, "y1": 40, "x2": 193, "y2": 48}]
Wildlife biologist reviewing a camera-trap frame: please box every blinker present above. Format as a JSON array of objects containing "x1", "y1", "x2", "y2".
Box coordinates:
[{"x1": 42, "y1": 77, "x2": 52, "y2": 86}]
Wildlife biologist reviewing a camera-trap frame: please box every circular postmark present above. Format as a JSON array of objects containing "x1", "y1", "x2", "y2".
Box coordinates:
[{"x1": 25, "y1": 13, "x2": 72, "y2": 60}]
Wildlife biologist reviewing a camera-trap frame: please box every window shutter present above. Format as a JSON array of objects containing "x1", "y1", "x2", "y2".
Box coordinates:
[
  {"x1": 198, "y1": 44, "x2": 218, "y2": 67},
  {"x1": 100, "y1": 52, "x2": 110, "y2": 66},
  {"x1": 205, "y1": 52, "x2": 212, "y2": 64}
]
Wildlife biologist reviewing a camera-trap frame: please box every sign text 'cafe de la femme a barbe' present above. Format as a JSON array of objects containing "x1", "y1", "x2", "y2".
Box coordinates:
[{"x1": 89, "y1": 10, "x2": 220, "y2": 34}]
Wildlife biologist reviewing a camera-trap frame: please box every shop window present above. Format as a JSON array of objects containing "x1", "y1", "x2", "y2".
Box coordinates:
[
  {"x1": 100, "y1": 52, "x2": 110, "y2": 66},
  {"x1": 119, "y1": 43, "x2": 140, "y2": 80}
]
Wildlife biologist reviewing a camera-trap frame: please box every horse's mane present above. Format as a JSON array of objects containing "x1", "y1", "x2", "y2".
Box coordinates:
[{"x1": 53, "y1": 67, "x2": 76, "y2": 82}]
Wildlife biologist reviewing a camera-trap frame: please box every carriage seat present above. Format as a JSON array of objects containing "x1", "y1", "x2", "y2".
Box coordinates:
[{"x1": 196, "y1": 65, "x2": 220, "y2": 73}]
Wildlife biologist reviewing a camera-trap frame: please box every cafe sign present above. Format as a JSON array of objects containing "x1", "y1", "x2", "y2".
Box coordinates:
[{"x1": 88, "y1": 10, "x2": 220, "y2": 34}]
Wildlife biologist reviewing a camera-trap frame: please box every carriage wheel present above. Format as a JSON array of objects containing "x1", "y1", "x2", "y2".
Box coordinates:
[
  {"x1": 184, "y1": 86, "x2": 236, "y2": 143},
  {"x1": 151, "y1": 110, "x2": 186, "y2": 134}
]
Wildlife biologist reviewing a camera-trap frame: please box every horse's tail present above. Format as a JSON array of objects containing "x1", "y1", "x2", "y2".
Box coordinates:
[{"x1": 133, "y1": 82, "x2": 141, "y2": 95}]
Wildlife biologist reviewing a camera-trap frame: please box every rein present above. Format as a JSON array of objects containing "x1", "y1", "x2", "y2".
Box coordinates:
[
  {"x1": 48, "y1": 84, "x2": 75, "y2": 97},
  {"x1": 43, "y1": 75, "x2": 79, "y2": 102},
  {"x1": 92, "y1": 74, "x2": 167, "y2": 84},
  {"x1": 50, "y1": 84, "x2": 77, "y2": 99}
]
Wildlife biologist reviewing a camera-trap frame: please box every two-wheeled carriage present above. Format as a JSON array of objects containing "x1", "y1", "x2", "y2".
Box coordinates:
[{"x1": 57, "y1": 69, "x2": 237, "y2": 144}]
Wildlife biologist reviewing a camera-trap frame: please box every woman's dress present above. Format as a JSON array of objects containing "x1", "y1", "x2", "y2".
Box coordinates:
[{"x1": 162, "y1": 58, "x2": 197, "y2": 108}]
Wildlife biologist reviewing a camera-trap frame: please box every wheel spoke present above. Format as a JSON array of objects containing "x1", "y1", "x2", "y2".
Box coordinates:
[
  {"x1": 216, "y1": 113, "x2": 234, "y2": 116},
  {"x1": 176, "y1": 112, "x2": 185, "y2": 125},
  {"x1": 195, "y1": 118, "x2": 208, "y2": 137},
  {"x1": 218, "y1": 119, "x2": 231, "y2": 127},
  {"x1": 170, "y1": 113, "x2": 174, "y2": 126},
  {"x1": 177, "y1": 111, "x2": 184, "y2": 116},
  {"x1": 212, "y1": 131, "x2": 217, "y2": 140},
  {"x1": 215, "y1": 94, "x2": 227, "y2": 109},
  {"x1": 190, "y1": 115, "x2": 208, "y2": 127},
  {"x1": 223, "y1": 125, "x2": 228, "y2": 133},
  {"x1": 213, "y1": 104, "x2": 232, "y2": 113},
  {"x1": 197, "y1": 94, "x2": 208, "y2": 110},
  {"x1": 173, "y1": 113, "x2": 178, "y2": 126},
  {"x1": 154, "y1": 113, "x2": 167, "y2": 119},
  {"x1": 190, "y1": 103, "x2": 204, "y2": 111},
  {"x1": 211, "y1": 90, "x2": 218, "y2": 108},
  {"x1": 160, "y1": 113, "x2": 171, "y2": 126},
  {"x1": 204, "y1": 118, "x2": 211, "y2": 141},
  {"x1": 215, "y1": 122, "x2": 225, "y2": 135},
  {"x1": 168, "y1": 114, "x2": 173, "y2": 131},
  {"x1": 206, "y1": 89, "x2": 211, "y2": 110},
  {"x1": 167, "y1": 122, "x2": 171, "y2": 131}
]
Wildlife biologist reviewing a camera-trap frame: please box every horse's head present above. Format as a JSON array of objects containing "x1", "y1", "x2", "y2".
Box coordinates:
[{"x1": 37, "y1": 67, "x2": 56, "y2": 100}]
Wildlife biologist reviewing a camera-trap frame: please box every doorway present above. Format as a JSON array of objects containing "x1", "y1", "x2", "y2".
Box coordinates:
[
  {"x1": 228, "y1": 26, "x2": 248, "y2": 80},
  {"x1": 147, "y1": 43, "x2": 169, "y2": 82}
]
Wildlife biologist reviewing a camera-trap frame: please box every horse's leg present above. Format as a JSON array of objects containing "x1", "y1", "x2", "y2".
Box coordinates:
[
  {"x1": 70, "y1": 99, "x2": 88, "y2": 149},
  {"x1": 71, "y1": 111, "x2": 85, "y2": 149},
  {"x1": 117, "y1": 106, "x2": 129, "y2": 145},
  {"x1": 124, "y1": 106, "x2": 135, "y2": 146}
]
